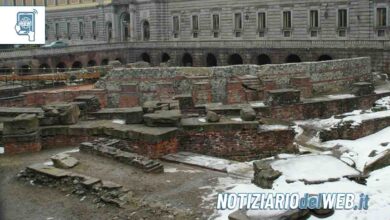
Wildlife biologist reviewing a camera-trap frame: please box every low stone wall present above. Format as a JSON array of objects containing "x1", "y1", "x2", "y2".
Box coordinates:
[
  {"x1": 96, "y1": 57, "x2": 371, "y2": 107},
  {"x1": 319, "y1": 115, "x2": 390, "y2": 141},
  {"x1": 179, "y1": 119, "x2": 297, "y2": 161},
  {"x1": 39, "y1": 121, "x2": 178, "y2": 159}
]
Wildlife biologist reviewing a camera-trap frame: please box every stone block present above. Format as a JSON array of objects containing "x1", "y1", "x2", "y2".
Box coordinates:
[
  {"x1": 240, "y1": 107, "x2": 256, "y2": 121},
  {"x1": 175, "y1": 94, "x2": 194, "y2": 110},
  {"x1": 143, "y1": 110, "x2": 182, "y2": 127},
  {"x1": 206, "y1": 111, "x2": 220, "y2": 122},
  {"x1": 91, "y1": 107, "x2": 143, "y2": 124},
  {"x1": 74, "y1": 95, "x2": 101, "y2": 112},
  {"x1": 3, "y1": 131, "x2": 41, "y2": 155},
  {"x1": 265, "y1": 89, "x2": 301, "y2": 106},
  {"x1": 51, "y1": 153, "x2": 79, "y2": 169},
  {"x1": 41, "y1": 103, "x2": 80, "y2": 125},
  {"x1": 352, "y1": 82, "x2": 375, "y2": 96},
  {"x1": 3, "y1": 114, "x2": 39, "y2": 135}
]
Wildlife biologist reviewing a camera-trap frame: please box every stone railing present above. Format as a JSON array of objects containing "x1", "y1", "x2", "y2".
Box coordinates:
[{"x1": 0, "y1": 40, "x2": 389, "y2": 59}]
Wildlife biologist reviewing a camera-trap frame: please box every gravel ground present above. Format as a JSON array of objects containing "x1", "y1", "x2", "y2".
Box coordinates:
[{"x1": 0, "y1": 147, "x2": 228, "y2": 220}]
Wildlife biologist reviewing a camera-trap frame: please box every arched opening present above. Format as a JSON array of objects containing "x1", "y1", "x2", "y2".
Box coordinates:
[
  {"x1": 115, "y1": 58, "x2": 123, "y2": 64},
  {"x1": 142, "y1": 20, "x2": 150, "y2": 41},
  {"x1": 71, "y1": 61, "x2": 83, "y2": 70},
  {"x1": 106, "y1": 22, "x2": 112, "y2": 42},
  {"x1": 228, "y1": 54, "x2": 243, "y2": 65},
  {"x1": 101, "y1": 59, "x2": 109, "y2": 66},
  {"x1": 56, "y1": 62, "x2": 67, "y2": 72},
  {"x1": 87, "y1": 60, "x2": 97, "y2": 67},
  {"x1": 161, "y1": 53, "x2": 170, "y2": 63},
  {"x1": 19, "y1": 64, "x2": 31, "y2": 75},
  {"x1": 0, "y1": 66, "x2": 12, "y2": 75},
  {"x1": 39, "y1": 63, "x2": 51, "y2": 73},
  {"x1": 286, "y1": 54, "x2": 301, "y2": 63},
  {"x1": 182, "y1": 53, "x2": 193, "y2": 67},
  {"x1": 120, "y1": 12, "x2": 130, "y2": 41},
  {"x1": 318, "y1": 55, "x2": 333, "y2": 61},
  {"x1": 206, "y1": 53, "x2": 218, "y2": 67},
  {"x1": 257, "y1": 54, "x2": 271, "y2": 65},
  {"x1": 140, "y1": 53, "x2": 151, "y2": 63}
]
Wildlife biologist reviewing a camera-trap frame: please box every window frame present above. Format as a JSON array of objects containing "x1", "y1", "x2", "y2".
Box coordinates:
[
  {"x1": 191, "y1": 14, "x2": 200, "y2": 39},
  {"x1": 233, "y1": 11, "x2": 243, "y2": 38},
  {"x1": 211, "y1": 13, "x2": 220, "y2": 39},
  {"x1": 172, "y1": 15, "x2": 180, "y2": 39}
]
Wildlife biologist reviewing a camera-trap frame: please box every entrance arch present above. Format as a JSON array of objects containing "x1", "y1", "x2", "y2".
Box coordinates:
[
  {"x1": 161, "y1": 53, "x2": 170, "y2": 63},
  {"x1": 141, "y1": 53, "x2": 151, "y2": 63},
  {"x1": 286, "y1": 54, "x2": 301, "y2": 63},
  {"x1": 206, "y1": 53, "x2": 218, "y2": 67},
  {"x1": 228, "y1": 54, "x2": 243, "y2": 65},
  {"x1": 257, "y1": 54, "x2": 271, "y2": 65},
  {"x1": 182, "y1": 53, "x2": 193, "y2": 66},
  {"x1": 72, "y1": 61, "x2": 83, "y2": 70}
]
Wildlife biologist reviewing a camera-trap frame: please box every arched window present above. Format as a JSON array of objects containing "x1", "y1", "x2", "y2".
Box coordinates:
[{"x1": 120, "y1": 12, "x2": 130, "y2": 41}]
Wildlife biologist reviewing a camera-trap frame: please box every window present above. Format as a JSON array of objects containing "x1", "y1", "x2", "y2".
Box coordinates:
[
  {"x1": 377, "y1": 8, "x2": 387, "y2": 27},
  {"x1": 79, "y1": 21, "x2": 84, "y2": 40},
  {"x1": 66, "y1": 22, "x2": 71, "y2": 40},
  {"x1": 92, "y1": 21, "x2": 97, "y2": 40},
  {"x1": 337, "y1": 9, "x2": 348, "y2": 37},
  {"x1": 55, "y1": 23, "x2": 59, "y2": 40},
  {"x1": 172, "y1": 16, "x2": 179, "y2": 38},
  {"x1": 283, "y1": 11, "x2": 292, "y2": 37},
  {"x1": 309, "y1": 10, "x2": 319, "y2": 37},
  {"x1": 234, "y1": 12, "x2": 242, "y2": 37},
  {"x1": 192, "y1": 15, "x2": 199, "y2": 38},
  {"x1": 257, "y1": 12, "x2": 266, "y2": 37},
  {"x1": 310, "y1": 10, "x2": 319, "y2": 28},
  {"x1": 212, "y1": 14, "x2": 219, "y2": 38},
  {"x1": 338, "y1": 9, "x2": 348, "y2": 28},
  {"x1": 283, "y1": 11, "x2": 292, "y2": 29}
]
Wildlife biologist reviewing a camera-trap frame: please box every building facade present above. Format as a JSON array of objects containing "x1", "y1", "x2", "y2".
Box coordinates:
[{"x1": 0, "y1": 0, "x2": 390, "y2": 72}]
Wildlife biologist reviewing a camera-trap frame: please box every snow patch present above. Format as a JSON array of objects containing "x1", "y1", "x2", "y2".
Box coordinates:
[
  {"x1": 0, "y1": 147, "x2": 4, "y2": 154},
  {"x1": 198, "y1": 118, "x2": 206, "y2": 123},
  {"x1": 112, "y1": 119, "x2": 126, "y2": 125}
]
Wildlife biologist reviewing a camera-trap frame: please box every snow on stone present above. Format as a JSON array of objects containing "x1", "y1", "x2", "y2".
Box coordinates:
[
  {"x1": 0, "y1": 147, "x2": 4, "y2": 154},
  {"x1": 375, "y1": 96, "x2": 390, "y2": 109},
  {"x1": 270, "y1": 155, "x2": 359, "y2": 182},
  {"x1": 112, "y1": 119, "x2": 125, "y2": 125},
  {"x1": 44, "y1": 161, "x2": 54, "y2": 166},
  {"x1": 250, "y1": 102, "x2": 265, "y2": 107},
  {"x1": 164, "y1": 167, "x2": 202, "y2": 173},
  {"x1": 327, "y1": 94, "x2": 356, "y2": 99},
  {"x1": 321, "y1": 127, "x2": 390, "y2": 171},
  {"x1": 259, "y1": 124, "x2": 289, "y2": 131},
  {"x1": 198, "y1": 118, "x2": 206, "y2": 123},
  {"x1": 230, "y1": 117, "x2": 242, "y2": 122}
]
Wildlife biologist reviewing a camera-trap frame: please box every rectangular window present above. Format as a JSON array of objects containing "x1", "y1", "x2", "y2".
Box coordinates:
[
  {"x1": 79, "y1": 21, "x2": 84, "y2": 40},
  {"x1": 66, "y1": 22, "x2": 71, "y2": 40},
  {"x1": 258, "y1": 12, "x2": 266, "y2": 30},
  {"x1": 283, "y1": 11, "x2": 292, "y2": 29},
  {"x1": 55, "y1": 23, "x2": 59, "y2": 40},
  {"x1": 234, "y1": 13, "x2": 242, "y2": 30},
  {"x1": 172, "y1": 16, "x2": 179, "y2": 38},
  {"x1": 212, "y1": 14, "x2": 219, "y2": 38},
  {"x1": 377, "y1": 8, "x2": 387, "y2": 27},
  {"x1": 92, "y1": 21, "x2": 97, "y2": 39},
  {"x1": 212, "y1": 14, "x2": 219, "y2": 30},
  {"x1": 192, "y1": 15, "x2": 199, "y2": 38},
  {"x1": 338, "y1": 9, "x2": 348, "y2": 28},
  {"x1": 310, "y1": 10, "x2": 319, "y2": 28}
]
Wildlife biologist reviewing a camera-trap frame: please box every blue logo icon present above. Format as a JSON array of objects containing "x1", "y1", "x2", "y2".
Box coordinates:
[{"x1": 15, "y1": 9, "x2": 37, "y2": 42}]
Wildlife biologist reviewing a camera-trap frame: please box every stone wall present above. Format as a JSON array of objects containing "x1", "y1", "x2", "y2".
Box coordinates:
[
  {"x1": 96, "y1": 57, "x2": 371, "y2": 107},
  {"x1": 179, "y1": 119, "x2": 297, "y2": 161}
]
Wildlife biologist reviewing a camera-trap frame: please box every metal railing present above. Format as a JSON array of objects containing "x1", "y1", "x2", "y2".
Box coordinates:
[{"x1": 0, "y1": 39, "x2": 388, "y2": 59}]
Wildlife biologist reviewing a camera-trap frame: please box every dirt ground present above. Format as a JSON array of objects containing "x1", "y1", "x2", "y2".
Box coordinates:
[{"x1": 0, "y1": 147, "x2": 232, "y2": 220}]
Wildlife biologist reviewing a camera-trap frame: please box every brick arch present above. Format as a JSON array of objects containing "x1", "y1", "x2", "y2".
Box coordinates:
[
  {"x1": 140, "y1": 52, "x2": 151, "y2": 63},
  {"x1": 101, "y1": 58, "x2": 109, "y2": 66},
  {"x1": 161, "y1": 53, "x2": 170, "y2": 63},
  {"x1": 18, "y1": 64, "x2": 32, "y2": 75},
  {"x1": 56, "y1": 62, "x2": 67, "y2": 72},
  {"x1": 286, "y1": 54, "x2": 301, "y2": 63},
  {"x1": 182, "y1": 53, "x2": 193, "y2": 67},
  {"x1": 206, "y1": 53, "x2": 218, "y2": 67},
  {"x1": 87, "y1": 60, "x2": 97, "y2": 67},
  {"x1": 228, "y1": 53, "x2": 243, "y2": 65},
  {"x1": 257, "y1": 54, "x2": 272, "y2": 65},
  {"x1": 318, "y1": 54, "x2": 333, "y2": 61},
  {"x1": 39, "y1": 63, "x2": 51, "y2": 73},
  {"x1": 71, "y1": 61, "x2": 83, "y2": 70}
]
